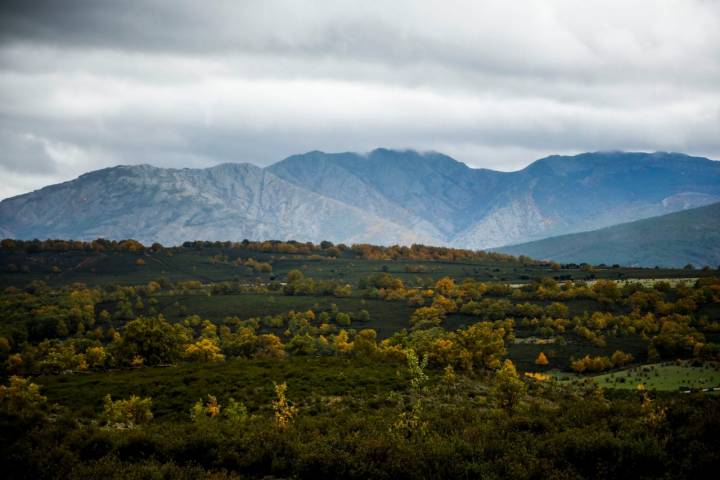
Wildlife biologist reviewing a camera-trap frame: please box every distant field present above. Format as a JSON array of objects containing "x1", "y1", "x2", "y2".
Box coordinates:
[
  {"x1": 1, "y1": 247, "x2": 713, "y2": 289},
  {"x1": 591, "y1": 362, "x2": 720, "y2": 391}
]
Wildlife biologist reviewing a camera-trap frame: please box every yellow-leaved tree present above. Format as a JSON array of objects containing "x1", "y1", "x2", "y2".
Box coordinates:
[
  {"x1": 184, "y1": 338, "x2": 225, "y2": 363},
  {"x1": 272, "y1": 382, "x2": 298, "y2": 429},
  {"x1": 535, "y1": 351, "x2": 549, "y2": 366},
  {"x1": 102, "y1": 394, "x2": 153, "y2": 428}
]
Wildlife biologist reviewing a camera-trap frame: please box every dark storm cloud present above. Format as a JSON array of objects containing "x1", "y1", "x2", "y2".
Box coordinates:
[{"x1": 0, "y1": 0, "x2": 719, "y2": 198}]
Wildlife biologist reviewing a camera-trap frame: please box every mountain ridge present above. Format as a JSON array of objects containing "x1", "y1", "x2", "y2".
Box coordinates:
[{"x1": 1, "y1": 149, "x2": 719, "y2": 250}]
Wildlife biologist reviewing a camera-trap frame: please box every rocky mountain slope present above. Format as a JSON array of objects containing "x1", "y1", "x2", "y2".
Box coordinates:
[
  {"x1": 1, "y1": 149, "x2": 719, "y2": 247},
  {"x1": 0, "y1": 162, "x2": 432, "y2": 246},
  {"x1": 271, "y1": 150, "x2": 720, "y2": 248},
  {"x1": 495, "y1": 202, "x2": 720, "y2": 268}
]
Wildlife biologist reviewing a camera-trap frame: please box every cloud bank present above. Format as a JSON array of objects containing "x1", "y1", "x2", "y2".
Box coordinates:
[{"x1": 1, "y1": 0, "x2": 719, "y2": 198}]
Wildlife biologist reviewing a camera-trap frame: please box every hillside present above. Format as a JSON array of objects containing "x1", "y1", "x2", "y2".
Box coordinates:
[
  {"x1": 1, "y1": 149, "x2": 719, "y2": 247},
  {"x1": 496, "y1": 202, "x2": 720, "y2": 267}
]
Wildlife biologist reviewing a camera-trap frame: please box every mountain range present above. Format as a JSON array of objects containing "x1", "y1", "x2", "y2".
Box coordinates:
[{"x1": 1, "y1": 149, "x2": 719, "y2": 255}]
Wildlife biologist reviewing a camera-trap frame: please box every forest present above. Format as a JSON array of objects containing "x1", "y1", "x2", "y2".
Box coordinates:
[{"x1": 1, "y1": 238, "x2": 719, "y2": 479}]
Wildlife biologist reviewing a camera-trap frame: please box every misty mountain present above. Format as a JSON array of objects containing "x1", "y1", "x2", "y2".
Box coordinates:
[
  {"x1": 0, "y1": 150, "x2": 719, "y2": 248},
  {"x1": 495, "y1": 202, "x2": 720, "y2": 268}
]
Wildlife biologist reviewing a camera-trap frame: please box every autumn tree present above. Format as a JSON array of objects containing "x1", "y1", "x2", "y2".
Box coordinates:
[
  {"x1": 255, "y1": 334, "x2": 286, "y2": 359},
  {"x1": 435, "y1": 277, "x2": 456, "y2": 297},
  {"x1": 0, "y1": 376, "x2": 47, "y2": 419},
  {"x1": 535, "y1": 351, "x2": 549, "y2": 366},
  {"x1": 86, "y1": 346, "x2": 107, "y2": 369},
  {"x1": 185, "y1": 338, "x2": 225, "y2": 363},
  {"x1": 191, "y1": 394, "x2": 221, "y2": 421},
  {"x1": 494, "y1": 359, "x2": 525, "y2": 412},
  {"x1": 332, "y1": 330, "x2": 353, "y2": 354},
  {"x1": 102, "y1": 394, "x2": 153, "y2": 428},
  {"x1": 455, "y1": 322, "x2": 508, "y2": 371},
  {"x1": 610, "y1": 350, "x2": 633, "y2": 367},
  {"x1": 272, "y1": 382, "x2": 298, "y2": 429}
]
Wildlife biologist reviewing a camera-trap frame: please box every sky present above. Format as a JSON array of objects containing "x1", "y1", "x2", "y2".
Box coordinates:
[{"x1": 0, "y1": 0, "x2": 719, "y2": 199}]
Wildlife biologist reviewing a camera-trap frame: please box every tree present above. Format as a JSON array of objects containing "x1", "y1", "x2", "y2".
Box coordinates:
[
  {"x1": 86, "y1": 346, "x2": 107, "y2": 369},
  {"x1": 535, "y1": 351, "x2": 549, "y2": 366},
  {"x1": 410, "y1": 306, "x2": 445, "y2": 329},
  {"x1": 431, "y1": 295, "x2": 457, "y2": 313},
  {"x1": 0, "y1": 376, "x2": 47, "y2": 419},
  {"x1": 455, "y1": 322, "x2": 508, "y2": 371},
  {"x1": 6, "y1": 353, "x2": 23, "y2": 374},
  {"x1": 220, "y1": 327, "x2": 258, "y2": 358},
  {"x1": 335, "y1": 312, "x2": 351, "y2": 326},
  {"x1": 272, "y1": 382, "x2": 298, "y2": 429},
  {"x1": 287, "y1": 269, "x2": 304, "y2": 283},
  {"x1": 224, "y1": 398, "x2": 248, "y2": 423},
  {"x1": 286, "y1": 333, "x2": 317, "y2": 356},
  {"x1": 435, "y1": 277, "x2": 456, "y2": 296},
  {"x1": 494, "y1": 359, "x2": 525, "y2": 412},
  {"x1": 102, "y1": 394, "x2": 153, "y2": 428},
  {"x1": 191, "y1": 394, "x2": 221, "y2": 421},
  {"x1": 353, "y1": 329, "x2": 378, "y2": 356},
  {"x1": 332, "y1": 330, "x2": 353, "y2": 354},
  {"x1": 255, "y1": 334, "x2": 286, "y2": 359},
  {"x1": 545, "y1": 302, "x2": 569, "y2": 319},
  {"x1": 121, "y1": 315, "x2": 185, "y2": 365},
  {"x1": 406, "y1": 348, "x2": 428, "y2": 390},
  {"x1": 184, "y1": 338, "x2": 225, "y2": 363},
  {"x1": 610, "y1": 350, "x2": 633, "y2": 367}
]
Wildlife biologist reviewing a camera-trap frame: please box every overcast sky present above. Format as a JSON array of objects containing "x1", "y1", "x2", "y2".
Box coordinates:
[{"x1": 1, "y1": 0, "x2": 719, "y2": 199}]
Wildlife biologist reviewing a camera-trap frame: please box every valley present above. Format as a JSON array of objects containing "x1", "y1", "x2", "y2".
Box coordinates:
[{"x1": 1, "y1": 239, "x2": 719, "y2": 478}]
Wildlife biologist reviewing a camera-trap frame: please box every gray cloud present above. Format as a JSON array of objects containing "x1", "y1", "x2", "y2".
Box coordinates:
[{"x1": 0, "y1": 0, "x2": 719, "y2": 199}]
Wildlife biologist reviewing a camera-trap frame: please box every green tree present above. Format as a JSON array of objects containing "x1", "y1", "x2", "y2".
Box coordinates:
[
  {"x1": 287, "y1": 269, "x2": 304, "y2": 283},
  {"x1": 494, "y1": 359, "x2": 525, "y2": 412},
  {"x1": 121, "y1": 315, "x2": 185, "y2": 365},
  {"x1": 286, "y1": 333, "x2": 317, "y2": 356},
  {"x1": 335, "y1": 312, "x2": 351, "y2": 327},
  {"x1": 353, "y1": 329, "x2": 378, "y2": 357}
]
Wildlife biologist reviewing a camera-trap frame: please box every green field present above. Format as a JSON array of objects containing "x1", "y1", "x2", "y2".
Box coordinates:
[{"x1": 592, "y1": 362, "x2": 720, "y2": 391}]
